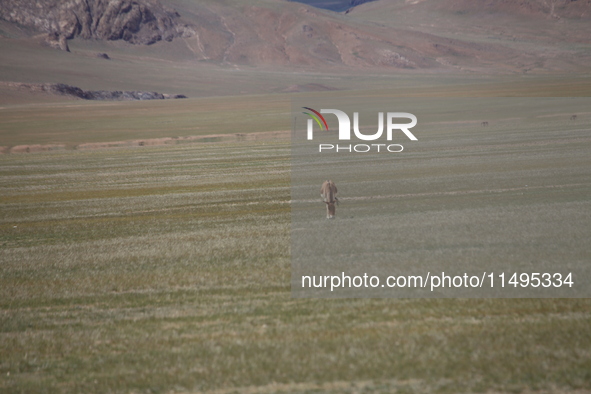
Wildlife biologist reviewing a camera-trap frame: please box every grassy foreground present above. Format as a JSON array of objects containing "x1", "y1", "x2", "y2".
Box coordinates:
[
  {"x1": 0, "y1": 135, "x2": 590, "y2": 393},
  {"x1": 1, "y1": 83, "x2": 591, "y2": 393}
]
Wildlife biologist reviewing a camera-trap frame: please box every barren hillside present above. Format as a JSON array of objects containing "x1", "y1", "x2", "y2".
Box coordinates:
[
  {"x1": 347, "y1": 0, "x2": 591, "y2": 73},
  {"x1": 144, "y1": 0, "x2": 591, "y2": 72},
  {"x1": 0, "y1": 0, "x2": 590, "y2": 98}
]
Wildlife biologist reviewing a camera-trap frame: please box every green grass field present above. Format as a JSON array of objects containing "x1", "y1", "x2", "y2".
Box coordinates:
[
  {"x1": 1, "y1": 83, "x2": 591, "y2": 392},
  {"x1": 1, "y1": 140, "x2": 591, "y2": 393},
  {"x1": 0, "y1": 95, "x2": 291, "y2": 148},
  {"x1": 291, "y1": 97, "x2": 591, "y2": 298}
]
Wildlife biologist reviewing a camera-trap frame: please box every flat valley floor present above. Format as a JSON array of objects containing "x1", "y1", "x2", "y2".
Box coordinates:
[{"x1": 1, "y1": 84, "x2": 591, "y2": 392}]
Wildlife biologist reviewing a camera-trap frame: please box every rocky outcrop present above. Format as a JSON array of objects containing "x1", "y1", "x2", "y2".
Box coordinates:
[
  {"x1": 5, "y1": 82, "x2": 187, "y2": 101},
  {"x1": 50, "y1": 83, "x2": 188, "y2": 100},
  {"x1": 44, "y1": 32, "x2": 70, "y2": 52},
  {"x1": 0, "y1": 0, "x2": 194, "y2": 48}
]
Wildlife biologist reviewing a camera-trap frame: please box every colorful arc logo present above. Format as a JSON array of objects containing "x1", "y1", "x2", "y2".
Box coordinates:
[{"x1": 302, "y1": 107, "x2": 329, "y2": 131}]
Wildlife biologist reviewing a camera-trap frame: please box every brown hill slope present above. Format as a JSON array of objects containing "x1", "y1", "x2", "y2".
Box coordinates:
[
  {"x1": 429, "y1": 0, "x2": 591, "y2": 19},
  {"x1": 0, "y1": 0, "x2": 455, "y2": 69},
  {"x1": 177, "y1": 1, "x2": 431, "y2": 68},
  {"x1": 166, "y1": 0, "x2": 558, "y2": 71},
  {"x1": 1, "y1": 0, "x2": 590, "y2": 74},
  {"x1": 347, "y1": 0, "x2": 591, "y2": 72},
  {"x1": 349, "y1": 0, "x2": 591, "y2": 25}
]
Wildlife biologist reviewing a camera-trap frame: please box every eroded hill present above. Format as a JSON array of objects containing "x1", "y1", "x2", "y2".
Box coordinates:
[
  {"x1": 0, "y1": 0, "x2": 590, "y2": 92},
  {"x1": 0, "y1": 0, "x2": 195, "y2": 46}
]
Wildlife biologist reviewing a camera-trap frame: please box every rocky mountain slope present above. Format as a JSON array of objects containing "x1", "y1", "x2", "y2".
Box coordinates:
[
  {"x1": 1, "y1": 0, "x2": 590, "y2": 74},
  {"x1": 0, "y1": 0, "x2": 194, "y2": 46},
  {"x1": 176, "y1": 1, "x2": 435, "y2": 69}
]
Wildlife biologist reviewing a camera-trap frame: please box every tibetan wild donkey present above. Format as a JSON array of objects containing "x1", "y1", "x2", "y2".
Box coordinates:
[{"x1": 320, "y1": 180, "x2": 338, "y2": 219}]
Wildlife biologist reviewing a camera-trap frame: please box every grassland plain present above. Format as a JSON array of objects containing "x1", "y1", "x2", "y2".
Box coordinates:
[
  {"x1": 291, "y1": 97, "x2": 591, "y2": 298},
  {"x1": 0, "y1": 85, "x2": 591, "y2": 393}
]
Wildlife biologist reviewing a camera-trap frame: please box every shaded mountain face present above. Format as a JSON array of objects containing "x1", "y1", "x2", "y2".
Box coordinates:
[
  {"x1": 287, "y1": 0, "x2": 377, "y2": 12},
  {"x1": 0, "y1": 0, "x2": 194, "y2": 45}
]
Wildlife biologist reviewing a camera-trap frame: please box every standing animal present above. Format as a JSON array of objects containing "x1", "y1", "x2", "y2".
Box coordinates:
[
  {"x1": 570, "y1": 115, "x2": 577, "y2": 121},
  {"x1": 481, "y1": 121, "x2": 489, "y2": 127},
  {"x1": 320, "y1": 180, "x2": 338, "y2": 219}
]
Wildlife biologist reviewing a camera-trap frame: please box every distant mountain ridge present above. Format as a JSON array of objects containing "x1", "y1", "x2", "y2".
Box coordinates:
[{"x1": 288, "y1": 0, "x2": 377, "y2": 12}]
